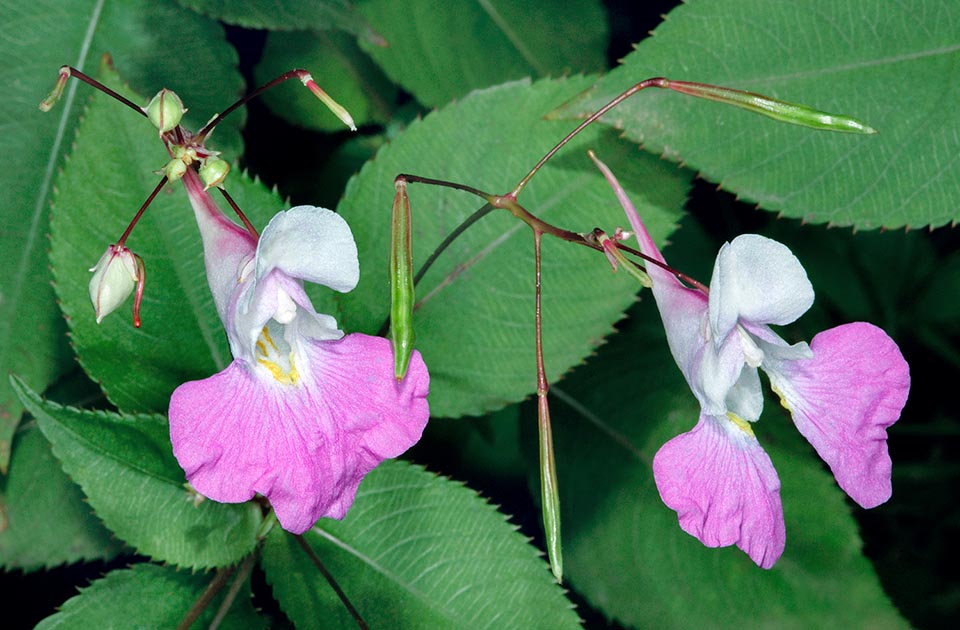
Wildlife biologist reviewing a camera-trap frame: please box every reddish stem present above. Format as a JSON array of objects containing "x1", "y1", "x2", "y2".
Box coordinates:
[
  {"x1": 196, "y1": 69, "x2": 312, "y2": 141},
  {"x1": 116, "y1": 176, "x2": 168, "y2": 247},
  {"x1": 58, "y1": 65, "x2": 149, "y2": 118},
  {"x1": 511, "y1": 77, "x2": 668, "y2": 197},
  {"x1": 217, "y1": 187, "x2": 260, "y2": 239}
]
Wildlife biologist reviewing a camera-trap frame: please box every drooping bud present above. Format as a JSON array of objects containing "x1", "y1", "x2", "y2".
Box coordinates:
[
  {"x1": 144, "y1": 89, "x2": 186, "y2": 134},
  {"x1": 662, "y1": 79, "x2": 877, "y2": 134},
  {"x1": 88, "y1": 244, "x2": 140, "y2": 324},
  {"x1": 39, "y1": 66, "x2": 71, "y2": 112},
  {"x1": 199, "y1": 157, "x2": 230, "y2": 190},
  {"x1": 390, "y1": 178, "x2": 416, "y2": 380}
]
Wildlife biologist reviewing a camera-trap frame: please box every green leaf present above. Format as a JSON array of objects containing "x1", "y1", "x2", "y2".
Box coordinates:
[
  {"x1": 558, "y1": 0, "x2": 960, "y2": 230},
  {"x1": 0, "y1": 423, "x2": 123, "y2": 571},
  {"x1": 546, "y1": 300, "x2": 907, "y2": 628},
  {"x1": 176, "y1": 0, "x2": 381, "y2": 44},
  {"x1": 0, "y1": 0, "x2": 244, "y2": 471},
  {"x1": 255, "y1": 29, "x2": 397, "y2": 131},
  {"x1": 13, "y1": 378, "x2": 261, "y2": 569},
  {"x1": 48, "y1": 67, "x2": 285, "y2": 413},
  {"x1": 36, "y1": 563, "x2": 266, "y2": 629},
  {"x1": 357, "y1": 0, "x2": 609, "y2": 106},
  {"x1": 338, "y1": 76, "x2": 690, "y2": 418},
  {"x1": 262, "y1": 460, "x2": 580, "y2": 629}
]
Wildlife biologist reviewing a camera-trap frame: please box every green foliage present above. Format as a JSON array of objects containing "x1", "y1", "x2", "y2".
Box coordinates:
[
  {"x1": 560, "y1": 0, "x2": 960, "y2": 230},
  {"x1": 0, "y1": 0, "x2": 243, "y2": 471},
  {"x1": 0, "y1": 423, "x2": 123, "y2": 571},
  {"x1": 48, "y1": 68, "x2": 285, "y2": 413},
  {"x1": 1, "y1": 1, "x2": 949, "y2": 627},
  {"x1": 545, "y1": 300, "x2": 907, "y2": 628},
  {"x1": 255, "y1": 29, "x2": 397, "y2": 131},
  {"x1": 35, "y1": 563, "x2": 266, "y2": 629},
  {"x1": 262, "y1": 460, "x2": 580, "y2": 629},
  {"x1": 14, "y1": 379, "x2": 261, "y2": 569},
  {"x1": 357, "y1": 0, "x2": 609, "y2": 106},
  {"x1": 176, "y1": 0, "x2": 380, "y2": 43},
  {"x1": 338, "y1": 76, "x2": 689, "y2": 417}
]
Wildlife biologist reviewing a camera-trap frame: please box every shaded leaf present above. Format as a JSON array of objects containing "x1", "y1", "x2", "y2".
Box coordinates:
[
  {"x1": 0, "y1": 0, "x2": 244, "y2": 471},
  {"x1": 0, "y1": 423, "x2": 123, "y2": 571},
  {"x1": 14, "y1": 378, "x2": 261, "y2": 569},
  {"x1": 262, "y1": 460, "x2": 579, "y2": 629},
  {"x1": 544, "y1": 297, "x2": 907, "y2": 628},
  {"x1": 338, "y1": 76, "x2": 690, "y2": 418},
  {"x1": 357, "y1": 0, "x2": 609, "y2": 106},
  {"x1": 559, "y1": 0, "x2": 960, "y2": 229},
  {"x1": 36, "y1": 563, "x2": 266, "y2": 629},
  {"x1": 255, "y1": 29, "x2": 397, "y2": 131},
  {"x1": 176, "y1": 0, "x2": 381, "y2": 44},
  {"x1": 49, "y1": 67, "x2": 285, "y2": 413}
]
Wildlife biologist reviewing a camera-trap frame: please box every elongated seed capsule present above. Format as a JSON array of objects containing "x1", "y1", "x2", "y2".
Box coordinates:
[
  {"x1": 390, "y1": 177, "x2": 416, "y2": 380},
  {"x1": 662, "y1": 79, "x2": 877, "y2": 134}
]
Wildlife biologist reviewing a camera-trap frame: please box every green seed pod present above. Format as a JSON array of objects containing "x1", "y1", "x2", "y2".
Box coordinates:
[
  {"x1": 663, "y1": 79, "x2": 877, "y2": 134},
  {"x1": 390, "y1": 179, "x2": 415, "y2": 380}
]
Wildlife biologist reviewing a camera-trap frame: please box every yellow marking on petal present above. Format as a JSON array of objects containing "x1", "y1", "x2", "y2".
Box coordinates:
[
  {"x1": 257, "y1": 354, "x2": 300, "y2": 386},
  {"x1": 727, "y1": 412, "x2": 755, "y2": 437},
  {"x1": 770, "y1": 382, "x2": 793, "y2": 413},
  {"x1": 255, "y1": 339, "x2": 267, "y2": 356},
  {"x1": 261, "y1": 326, "x2": 279, "y2": 352}
]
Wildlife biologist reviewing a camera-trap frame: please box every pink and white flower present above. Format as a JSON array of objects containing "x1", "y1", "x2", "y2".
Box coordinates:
[
  {"x1": 169, "y1": 169, "x2": 429, "y2": 533},
  {"x1": 594, "y1": 157, "x2": 909, "y2": 568}
]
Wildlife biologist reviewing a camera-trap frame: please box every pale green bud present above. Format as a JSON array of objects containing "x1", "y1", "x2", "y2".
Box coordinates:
[
  {"x1": 199, "y1": 157, "x2": 230, "y2": 189},
  {"x1": 162, "y1": 158, "x2": 188, "y2": 181},
  {"x1": 89, "y1": 245, "x2": 139, "y2": 324},
  {"x1": 144, "y1": 89, "x2": 185, "y2": 134}
]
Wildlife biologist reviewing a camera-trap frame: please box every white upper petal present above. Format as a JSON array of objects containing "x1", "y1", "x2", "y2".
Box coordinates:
[
  {"x1": 708, "y1": 235, "x2": 814, "y2": 341},
  {"x1": 255, "y1": 206, "x2": 360, "y2": 292}
]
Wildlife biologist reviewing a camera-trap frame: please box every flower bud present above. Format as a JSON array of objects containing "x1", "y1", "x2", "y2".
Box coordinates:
[
  {"x1": 144, "y1": 89, "x2": 185, "y2": 134},
  {"x1": 199, "y1": 157, "x2": 230, "y2": 190},
  {"x1": 89, "y1": 244, "x2": 139, "y2": 324},
  {"x1": 162, "y1": 157, "x2": 188, "y2": 182}
]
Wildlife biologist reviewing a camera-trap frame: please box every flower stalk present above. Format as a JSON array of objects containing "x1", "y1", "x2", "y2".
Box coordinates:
[{"x1": 534, "y1": 229, "x2": 563, "y2": 582}]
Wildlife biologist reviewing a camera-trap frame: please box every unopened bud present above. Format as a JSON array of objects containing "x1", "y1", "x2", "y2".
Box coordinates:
[
  {"x1": 163, "y1": 158, "x2": 188, "y2": 181},
  {"x1": 199, "y1": 157, "x2": 229, "y2": 190},
  {"x1": 144, "y1": 89, "x2": 186, "y2": 134},
  {"x1": 88, "y1": 244, "x2": 140, "y2": 324}
]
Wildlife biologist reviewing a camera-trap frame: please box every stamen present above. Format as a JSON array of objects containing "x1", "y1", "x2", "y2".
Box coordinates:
[{"x1": 737, "y1": 326, "x2": 764, "y2": 368}]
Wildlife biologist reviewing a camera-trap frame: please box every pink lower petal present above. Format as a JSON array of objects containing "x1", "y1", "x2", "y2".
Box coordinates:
[
  {"x1": 766, "y1": 322, "x2": 909, "y2": 508},
  {"x1": 169, "y1": 333, "x2": 429, "y2": 533},
  {"x1": 653, "y1": 414, "x2": 785, "y2": 569}
]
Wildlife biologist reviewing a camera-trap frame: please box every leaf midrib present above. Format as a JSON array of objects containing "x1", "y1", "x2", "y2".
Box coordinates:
[{"x1": 0, "y1": 0, "x2": 105, "y2": 379}]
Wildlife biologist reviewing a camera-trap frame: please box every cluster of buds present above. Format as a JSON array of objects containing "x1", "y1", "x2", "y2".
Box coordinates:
[
  {"x1": 41, "y1": 65, "x2": 355, "y2": 329},
  {"x1": 144, "y1": 88, "x2": 230, "y2": 189}
]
